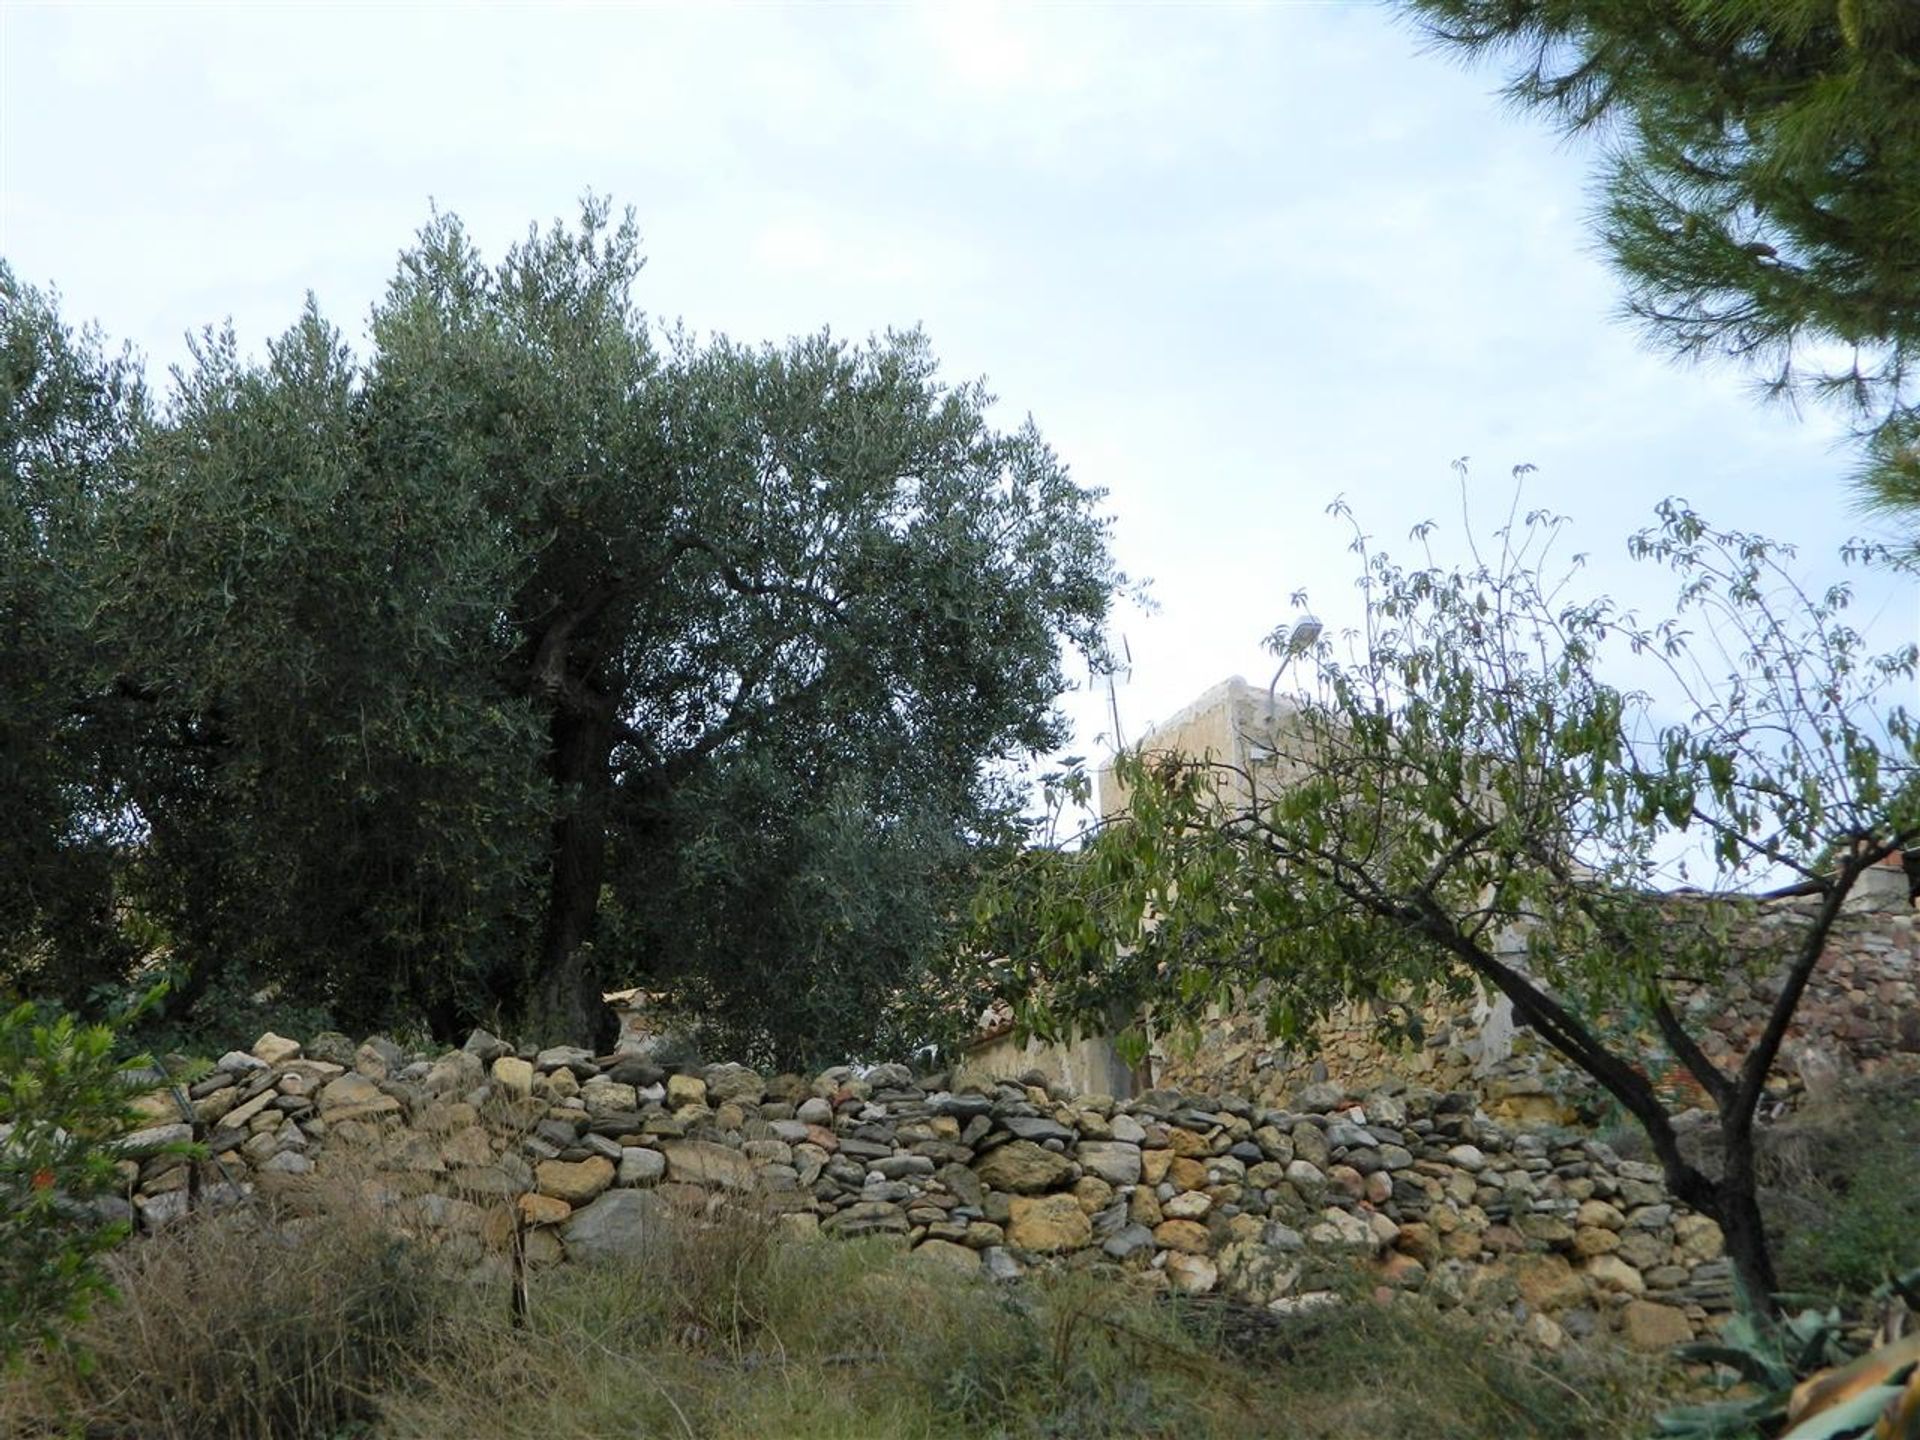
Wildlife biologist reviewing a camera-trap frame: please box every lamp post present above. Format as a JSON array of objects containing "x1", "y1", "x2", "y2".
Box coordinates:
[{"x1": 1265, "y1": 614, "x2": 1322, "y2": 708}]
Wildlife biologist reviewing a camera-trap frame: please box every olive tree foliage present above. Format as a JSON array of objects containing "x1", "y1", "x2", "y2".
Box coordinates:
[
  {"x1": 36, "y1": 200, "x2": 1119, "y2": 1058},
  {"x1": 1397, "y1": 0, "x2": 1920, "y2": 530},
  {"x1": 0, "y1": 266, "x2": 147, "y2": 1007},
  {"x1": 982, "y1": 486, "x2": 1917, "y2": 1311}
]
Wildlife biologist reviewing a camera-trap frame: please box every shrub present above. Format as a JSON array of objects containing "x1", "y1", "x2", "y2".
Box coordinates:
[
  {"x1": 0, "y1": 1194, "x2": 452, "y2": 1440},
  {"x1": 1766, "y1": 1073, "x2": 1920, "y2": 1304},
  {"x1": 0, "y1": 999, "x2": 153, "y2": 1364}
]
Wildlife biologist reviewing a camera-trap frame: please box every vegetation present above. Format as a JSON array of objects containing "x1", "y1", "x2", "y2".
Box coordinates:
[
  {"x1": 979, "y1": 491, "x2": 1918, "y2": 1312},
  {"x1": 0, "y1": 1198, "x2": 1665, "y2": 1440},
  {"x1": 1770, "y1": 1074, "x2": 1920, "y2": 1306},
  {"x1": 0, "y1": 201, "x2": 1121, "y2": 1062},
  {"x1": 0, "y1": 997, "x2": 171, "y2": 1364},
  {"x1": 1397, "y1": 0, "x2": 1920, "y2": 534}
]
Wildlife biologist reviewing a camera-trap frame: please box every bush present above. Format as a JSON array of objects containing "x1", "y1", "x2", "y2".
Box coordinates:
[
  {"x1": 3, "y1": 1191, "x2": 1673, "y2": 1439},
  {"x1": 1765, "y1": 1072, "x2": 1920, "y2": 1304},
  {"x1": 0, "y1": 999, "x2": 153, "y2": 1364},
  {"x1": 0, "y1": 1195, "x2": 452, "y2": 1440}
]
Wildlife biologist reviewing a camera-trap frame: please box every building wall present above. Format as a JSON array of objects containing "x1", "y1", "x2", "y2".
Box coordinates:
[{"x1": 955, "y1": 1026, "x2": 1141, "y2": 1100}]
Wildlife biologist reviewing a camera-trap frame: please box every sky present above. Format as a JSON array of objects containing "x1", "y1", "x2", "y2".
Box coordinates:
[{"x1": 4, "y1": 0, "x2": 1916, "y2": 782}]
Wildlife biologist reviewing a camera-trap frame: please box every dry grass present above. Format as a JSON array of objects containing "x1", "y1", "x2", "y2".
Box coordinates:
[{"x1": 3, "y1": 1184, "x2": 1672, "y2": 1440}]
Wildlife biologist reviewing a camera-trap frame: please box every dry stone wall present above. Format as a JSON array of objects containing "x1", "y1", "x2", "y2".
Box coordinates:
[
  {"x1": 1154, "y1": 904, "x2": 1920, "y2": 1125},
  {"x1": 114, "y1": 1028, "x2": 1734, "y2": 1353}
]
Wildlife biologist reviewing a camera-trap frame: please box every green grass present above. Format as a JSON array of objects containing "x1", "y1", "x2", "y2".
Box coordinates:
[
  {"x1": 2, "y1": 1194, "x2": 1669, "y2": 1440},
  {"x1": 1765, "y1": 1072, "x2": 1920, "y2": 1306}
]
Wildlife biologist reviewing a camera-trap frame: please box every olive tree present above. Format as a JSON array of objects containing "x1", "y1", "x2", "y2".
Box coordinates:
[
  {"x1": 72, "y1": 199, "x2": 1119, "y2": 1053},
  {"x1": 985, "y1": 488, "x2": 1917, "y2": 1311}
]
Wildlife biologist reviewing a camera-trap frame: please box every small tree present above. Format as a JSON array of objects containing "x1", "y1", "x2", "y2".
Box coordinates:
[
  {"x1": 985, "y1": 487, "x2": 1918, "y2": 1313},
  {"x1": 0, "y1": 999, "x2": 157, "y2": 1363}
]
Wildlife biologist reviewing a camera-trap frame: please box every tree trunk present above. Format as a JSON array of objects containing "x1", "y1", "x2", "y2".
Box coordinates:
[
  {"x1": 1714, "y1": 1123, "x2": 1780, "y2": 1315},
  {"x1": 526, "y1": 703, "x2": 615, "y2": 1049}
]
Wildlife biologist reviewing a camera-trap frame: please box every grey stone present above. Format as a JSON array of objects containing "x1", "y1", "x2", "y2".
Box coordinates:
[
  {"x1": 535, "y1": 1046, "x2": 598, "y2": 1078},
  {"x1": 1076, "y1": 1140, "x2": 1143, "y2": 1187},
  {"x1": 562, "y1": 1189, "x2": 664, "y2": 1263},
  {"x1": 1102, "y1": 1223, "x2": 1156, "y2": 1260},
  {"x1": 1294, "y1": 1082, "x2": 1345, "y2": 1113},
  {"x1": 120, "y1": 1123, "x2": 193, "y2": 1156},
  {"x1": 702, "y1": 1063, "x2": 765, "y2": 1104},
  {"x1": 461, "y1": 1028, "x2": 512, "y2": 1065},
  {"x1": 1001, "y1": 1115, "x2": 1075, "y2": 1144},
  {"x1": 618, "y1": 1147, "x2": 666, "y2": 1186},
  {"x1": 982, "y1": 1246, "x2": 1025, "y2": 1281},
  {"x1": 822, "y1": 1200, "x2": 909, "y2": 1237}
]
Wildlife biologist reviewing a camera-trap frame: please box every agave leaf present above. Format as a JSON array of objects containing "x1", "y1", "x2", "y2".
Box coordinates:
[
  {"x1": 1790, "y1": 1341, "x2": 1920, "y2": 1431},
  {"x1": 1782, "y1": 1383, "x2": 1907, "y2": 1440}
]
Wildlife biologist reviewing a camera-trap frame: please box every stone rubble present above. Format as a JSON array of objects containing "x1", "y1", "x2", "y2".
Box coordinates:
[{"x1": 113, "y1": 1030, "x2": 1740, "y2": 1350}]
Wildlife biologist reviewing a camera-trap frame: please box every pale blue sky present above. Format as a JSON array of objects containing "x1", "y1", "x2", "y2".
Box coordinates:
[{"x1": 4, "y1": 0, "x2": 1914, "y2": 768}]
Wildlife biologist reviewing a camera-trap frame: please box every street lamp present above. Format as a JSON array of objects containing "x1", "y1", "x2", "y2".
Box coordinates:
[{"x1": 1265, "y1": 614, "x2": 1322, "y2": 707}]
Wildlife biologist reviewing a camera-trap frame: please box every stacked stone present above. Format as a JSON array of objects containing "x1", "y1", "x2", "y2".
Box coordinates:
[
  {"x1": 1156, "y1": 905, "x2": 1920, "y2": 1119},
  {"x1": 115, "y1": 1031, "x2": 1733, "y2": 1351}
]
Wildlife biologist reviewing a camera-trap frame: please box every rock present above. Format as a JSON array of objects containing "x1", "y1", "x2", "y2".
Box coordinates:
[
  {"x1": 702, "y1": 1063, "x2": 765, "y2": 1104},
  {"x1": 823, "y1": 1201, "x2": 909, "y2": 1238},
  {"x1": 490, "y1": 1056, "x2": 535, "y2": 1098},
  {"x1": 1075, "y1": 1141, "x2": 1143, "y2": 1187},
  {"x1": 659, "y1": 1139, "x2": 756, "y2": 1190},
  {"x1": 795, "y1": 1096, "x2": 834, "y2": 1125},
  {"x1": 306, "y1": 1031, "x2": 357, "y2": 1067},
  {"x1": 1522, "y1": 1311, "x2": 1567, "y2": 1350},
  {"x1": 535, "y1": 1046, "x2": 597, "y2": 1078},
  {"x1": 982, "y1": 1247, "x2": 1025, "y2": 1281},
  {"x1": 1673, "y1": 1214, "x2": 1724, "y2": 1262},
  {"x1": 1001, "y1": 1115, "x2": 1075, "y2": 1144},
  {"x1": 1577, "y1": 1198, "x2": 1626, "y2": 1231},
  {"x1": 355, "y1": 1036, "x2": 405, "y2": 1080},
  {"x1": 461, "y1": 1028, "x2": 511, "y2": 1065},
  {"x1": 251, "y1": 1033, "x2": 303, "y2": 1067},
  {"x1": 562, "y1": 1189, "x2": 664, "y2": 1263},
  {"x1": 1446, "y1": 1144, "x2": 1487, "y2": 1172},
  {"x1": 1007, "y1": 1194, "x2": 1092, "y2": 1253},
  {"x1": 1162, "y1": 1190, "x2": 1213, "y2": 1221},
  {"x1": 1165, "y1": 1252, "x2": 1219, "y2": 1294},
  {"x1": 1574, "y1": 1226, "x2": 1622, "y2": 1258},
  {"x1": 423, "y1": 1051, "x2": 484, "y2": 1098},
  {"x1": 973, "y1": 1140, "x2": 1074, "y2": 1194},
  {"x1": 1584, "y1": 1255, "x2": 1647, "y2": 1296},
  {"x1": 910, "y1": 1238, "x2": 981, "y2": 1272},
  {"x1": 1102, "y1": 1223, "x2": 1156, "y2": 1260},
  {"x1": 1110, "y1": 1113, "x2": 1148, "y2": 1144},
  {"x1": 518, "y1": 1192, "x2": 573, "y2": 1226},
  {"x1": 1306, "y1": 1208, "x2": 1375, "y2": 1252},
  {"x1": 618, "y1": 1147, "x2": 667, "y2": 1187},
  {"x1": 1620, "y1": 1299, "x2": 1693, "y2": 1350},
  {"x1": 1153, "y1": 1219, "x2": 1212, "y2": 1254},
  {"x1": 317, "y1": 1073, "x2": 403, "y2": 1123},
  {"x1": 1511, "y1": 1253, "x2": 1586, "y2": 1311},
  {"x1": 1294, "y1": 1082, "x2": 1345, "y2": 1113},
  {"x1": 535, "y1": 1156, "x2": 616, "y2": 1205},
  {"x1": 666, "y1": 1073, "x2": 708, "y2": 1109}
]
